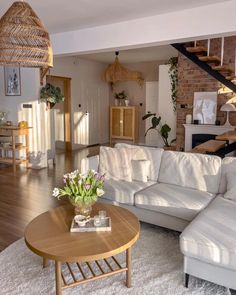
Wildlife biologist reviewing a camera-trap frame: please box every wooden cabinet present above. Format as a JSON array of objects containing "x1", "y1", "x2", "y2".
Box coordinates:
[
  {"x1": 0, "y1": 126, "x2": 31, "y2": 172},
  {"x1": 110, "y1": 106, "x2": 138, "y2": 144}
]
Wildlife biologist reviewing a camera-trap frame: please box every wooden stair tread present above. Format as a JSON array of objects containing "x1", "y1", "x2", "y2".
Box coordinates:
[
  {"x1": 186, "y1": 46, "x2": 207, "y2": 53},
  {"x1": 192, "y1": 140, "x2": 226, "y2": 153},
  {"x1": 216, "y1": 131, "x2": 236, "y2": 141},
  {"x1": 198, "y1": 55, "x2": 221, "y2": 63},
  {"x1": 226, "y1": 75, "x2": 236, "y2": 81},
  {"x1": 212, "y1": 65, "x2": 234, "y2": 73}
]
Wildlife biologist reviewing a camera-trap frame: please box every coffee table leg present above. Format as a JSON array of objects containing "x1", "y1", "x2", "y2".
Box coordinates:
[
  {"x1": 43, "y1": 258, "x2": 49, "y2": 268},
  {"x1": 55, "y1": 261, "x2": 62, "y2": 295},
  {"x1": 126, "y1": 247, "x2": 132, "y2": 288}
]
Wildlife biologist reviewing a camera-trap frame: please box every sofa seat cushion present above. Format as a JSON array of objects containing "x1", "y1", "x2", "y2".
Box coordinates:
[
  {"x1": 134, "y1": 183, "x2": 215, "y2": 221},
  {"x1": 102, "y1": 179, "x2": 155, "y2": 205},
  {"x1": 180, "y1": 197, "x2": 236, "y2": 270},
  {"x1": 158, "y1": 151, "x2": 222, "y2": 194}
]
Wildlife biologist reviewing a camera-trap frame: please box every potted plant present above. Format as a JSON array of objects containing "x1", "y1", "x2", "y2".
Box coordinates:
[
  {"x1": 114, "y1": 90, "x2": 127, "y2": 106},
  {"x1": 142, "y1": 112, "x2": 176, "y2": 149},
  {"x1": 40, "y1": 83, "x2": 65, "y2": 109},
  {"x1": 52, "y1": 169, "x2": 105, "y2": 217}
]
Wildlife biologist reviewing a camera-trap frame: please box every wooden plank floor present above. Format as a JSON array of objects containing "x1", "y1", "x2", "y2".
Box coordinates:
[{"x1": 0, "y1": 146, "x2": 99, "y2": 251}]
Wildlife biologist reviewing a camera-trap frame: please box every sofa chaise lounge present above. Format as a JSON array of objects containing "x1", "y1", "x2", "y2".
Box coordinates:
[{"x1": 81, "y1": 143, "x2": 236, "y2": 293}]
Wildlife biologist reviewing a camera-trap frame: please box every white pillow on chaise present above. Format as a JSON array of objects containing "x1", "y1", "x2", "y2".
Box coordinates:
[
  {"x1": 224, "y1": 172, "x2": 236, "y2": 201},
  {"x1": 99, "y1": 146, "x2": 135, "y2": 182}
]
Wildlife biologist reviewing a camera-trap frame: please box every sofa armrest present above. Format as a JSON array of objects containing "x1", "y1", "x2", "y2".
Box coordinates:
[{"x1": 81, "y1": 155, "x2": 99, "y2": 174}]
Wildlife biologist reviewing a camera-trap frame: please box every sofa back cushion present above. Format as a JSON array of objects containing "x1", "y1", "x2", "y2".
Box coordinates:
[
  {"x1": 158, "y1": 151, "x2": 222, "y2": 194},
  {"x1": 99, "y1": 146, "x2": 134, "y2": 182},
  {"x1": 219, "y1": 157, "x2": 236, "y2": 194},
  {"x1": 115, "y1": 143, "x2": 164, "y2": 181}
]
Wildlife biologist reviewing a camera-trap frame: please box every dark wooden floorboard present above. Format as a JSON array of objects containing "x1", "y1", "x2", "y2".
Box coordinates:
[{"x1": 0, "y1": 146, "x2": 99, "y2": 251}]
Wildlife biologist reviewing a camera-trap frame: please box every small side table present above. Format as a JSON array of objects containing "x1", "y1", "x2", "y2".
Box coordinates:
[{"x1": 0, "y1": 126, "x2": 32, "y2": 172}]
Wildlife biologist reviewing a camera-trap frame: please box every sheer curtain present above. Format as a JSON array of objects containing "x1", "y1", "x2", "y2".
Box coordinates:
[{"x1": 18, "y1": 100, "x2": 53, "y2": 168}]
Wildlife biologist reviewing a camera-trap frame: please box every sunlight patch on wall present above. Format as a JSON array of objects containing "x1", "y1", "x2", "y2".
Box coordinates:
[{"x1": 74, "y1": 111, "x2": 89, "y2": 146}]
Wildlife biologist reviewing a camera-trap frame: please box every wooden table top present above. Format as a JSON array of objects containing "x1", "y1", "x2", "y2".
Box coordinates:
[
  {"x1": 25, "y1": 203, "x2": 140, "y2": 263},
  {"x1": 216, "y1": 130, "x2": 236, "y2": 141},
  {"x1": 192, "y1": 139, "x2": 226, "y2": 153}
]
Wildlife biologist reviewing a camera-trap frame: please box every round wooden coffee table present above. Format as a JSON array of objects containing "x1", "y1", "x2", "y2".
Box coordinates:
[{"x1": 25, "y1": 203, "x2": 140, "y2": 295}]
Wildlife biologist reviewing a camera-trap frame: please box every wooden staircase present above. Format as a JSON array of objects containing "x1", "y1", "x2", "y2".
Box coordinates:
[{"x1": 172, "y1": 38, "x2": 236, "y2": 93}]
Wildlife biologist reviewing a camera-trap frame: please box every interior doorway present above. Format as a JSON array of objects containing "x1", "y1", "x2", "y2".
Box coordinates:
[{"x1": 46, "y1": 75, "x2": 72, "y2": 152}]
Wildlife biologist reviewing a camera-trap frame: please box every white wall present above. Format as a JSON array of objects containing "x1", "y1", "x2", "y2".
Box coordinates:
[
  {"x1": 158, "y1": 65, "x2": 176, "y2": 144},
  {"x1": 0, "y1": 67, "x2": 52, "y2": 168},
  {"x1": 51, "y1": 1, "x2": 236, "y2": 56},
  {"x1": 50, "y1": 57, "x2": 110, "y2": 148},
  {"x1": 112, "y1": 61, "x2": 165, "y2": 142}
]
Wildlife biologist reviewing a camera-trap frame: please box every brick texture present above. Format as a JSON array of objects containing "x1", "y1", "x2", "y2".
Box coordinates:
[{"x1": 176, "y1": 37, "x2": 236, "y2": 150}]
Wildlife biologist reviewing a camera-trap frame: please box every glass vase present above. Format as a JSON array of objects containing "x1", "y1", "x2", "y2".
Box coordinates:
[{"x1": 70, "y1": 199, "x2": 96, "y2": 217}]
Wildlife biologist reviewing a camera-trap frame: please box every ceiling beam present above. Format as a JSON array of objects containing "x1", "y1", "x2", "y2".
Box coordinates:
[{"x1": 51, "y1": 1, "x2": 236, "y2": 56}]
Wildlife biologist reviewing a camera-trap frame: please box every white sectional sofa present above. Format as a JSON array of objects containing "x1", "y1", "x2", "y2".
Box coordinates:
[{"x1": 81, "y1": 143, "x2": 236, "y2": 293}]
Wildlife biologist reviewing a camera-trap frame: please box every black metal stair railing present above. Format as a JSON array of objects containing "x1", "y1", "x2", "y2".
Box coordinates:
[{"x1": 171, "y1": 43, "x2": 236, "y2": 93}]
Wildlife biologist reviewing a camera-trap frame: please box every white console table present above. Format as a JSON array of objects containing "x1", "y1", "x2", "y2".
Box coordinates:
[{"x1": 183, "y1": 124, "x2": 236, "y2": 151}]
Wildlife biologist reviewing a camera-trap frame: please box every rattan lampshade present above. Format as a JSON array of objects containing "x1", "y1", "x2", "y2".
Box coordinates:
[
  {"x1": 0, "y1": 1, "x2": 53, "y2": 68},
  {"x1": 103, "y1": 52, "x2": 144, "y2": 86}
]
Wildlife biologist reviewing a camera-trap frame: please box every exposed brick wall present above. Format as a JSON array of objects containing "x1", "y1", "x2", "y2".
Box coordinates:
[{"x1": 176, "y1": 37, "x2": 236, "y2": 150}]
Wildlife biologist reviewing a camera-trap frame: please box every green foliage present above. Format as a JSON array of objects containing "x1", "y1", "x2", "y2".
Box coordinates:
[
  {"x1": 167, "y1": 57, "x2": 178, "y2": 112},
  {"x1": 40, "y1": 83, "x2": 65, "y2": 104},
  {"x1": 142, "y1": 112, "x2": 176, "y2": 147}
]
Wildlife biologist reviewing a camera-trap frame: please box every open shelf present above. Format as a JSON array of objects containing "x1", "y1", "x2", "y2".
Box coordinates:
[{"x1": 0, "y1": 158, "x2": 27, "y2": 165}]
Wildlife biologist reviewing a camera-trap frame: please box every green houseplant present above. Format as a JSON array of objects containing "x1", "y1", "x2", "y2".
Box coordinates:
[
  {"x1": 53, "y1": 169, "x2": 105, "y2": 216},
  {"x1": 142, "y1": 112, "x2": 176, "y2": 148},
  {"x1": 40, "y1": 83, "x2": 65, "y2": 109},
  {"x1": 167, "y1": 57, "x2": 178, "y2": 112}
]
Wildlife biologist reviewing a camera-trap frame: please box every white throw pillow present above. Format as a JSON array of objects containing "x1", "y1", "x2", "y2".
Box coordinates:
[
  {"x1": 115, "y1": 143, "x2": 164, "y2": 181},
  {"x1": 99, "y1": 146, "x2": 134, "y2": 182},
  {"x1": 225, "y1": 172, "x2": 236, "y2": 201},
  {"x1": 131, "y1": 160, "x2": 151, "y2": 183}
]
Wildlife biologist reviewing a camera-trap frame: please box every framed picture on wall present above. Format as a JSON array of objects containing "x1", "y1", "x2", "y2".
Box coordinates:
[
  {"x1": 193, "y1": 92, "x2": 217, "y2": 124},
  {"x1": 4, "y1": 66, "x2": 21, "y2": 96}
]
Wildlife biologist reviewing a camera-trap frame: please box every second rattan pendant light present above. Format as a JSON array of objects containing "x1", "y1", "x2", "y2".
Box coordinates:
[
  {"x1": 103, "y1": 51, "x2": 144, "y2": 86},
  {"x1": 0, "y1": 1, "x2": 53, "y2": 68}
]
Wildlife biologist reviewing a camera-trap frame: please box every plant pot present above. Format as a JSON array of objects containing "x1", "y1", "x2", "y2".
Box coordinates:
[
  {"x1": 47, "y1": 102, "x2": 56, "y2": 109},
  {"x1": 163, "y1": 145, "x2": 176, "y2": 151},
  {"x1": 70, "y1": 199, "x2": 96, "y2": 217},
  {"x1": 115, "y1": 99, "x2": 119, "y2": 106}
]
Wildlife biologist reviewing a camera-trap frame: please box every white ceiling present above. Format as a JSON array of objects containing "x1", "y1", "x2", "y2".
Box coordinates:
[
  {"x1": 78, "y1": 45, "x2": 178, "y2": 64},
  {"x1": 0, "y1": 0, "x2": 230, "y2": 34}
]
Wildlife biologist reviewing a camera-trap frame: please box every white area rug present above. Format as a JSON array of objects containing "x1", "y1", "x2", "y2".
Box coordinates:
[{"x1": 0, "y1": 223, "x2": 228, "y2": 295}]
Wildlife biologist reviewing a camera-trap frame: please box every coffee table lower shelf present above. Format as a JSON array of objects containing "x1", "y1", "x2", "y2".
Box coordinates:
[{"x1": 48, "y1": 247, "x2": 132, "y2": 295}]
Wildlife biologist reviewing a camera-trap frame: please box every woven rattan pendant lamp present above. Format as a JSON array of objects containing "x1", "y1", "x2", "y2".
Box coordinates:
[
  {"x1": 103, "y1": 51, "x2": 144, "y2": 87},
  {"x1": 0, "y1": 1, "x2": 53, "y2": 68}
]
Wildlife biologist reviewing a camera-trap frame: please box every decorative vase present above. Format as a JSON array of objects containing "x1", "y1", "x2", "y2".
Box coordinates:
[
  {"x1": 0, "y1": 112, "x2": 7, "y2": 125},
  {"x1": 70, "y1": 199, "x2": 95, "y2": 217},
  {"x1": 124, "y1": 99, "x2": 129, "y2": 106},
  {"x1": 115, "y1": 99, "x2": 119, "y2": 106}
]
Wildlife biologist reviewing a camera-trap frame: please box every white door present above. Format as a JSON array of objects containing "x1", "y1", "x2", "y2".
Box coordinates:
[
  {"x1": 74, "y1": 83, "x2": 109, "y2": 147},
  {"x1": 145, "y1": 81, "x2": 160, "y2": 146}
]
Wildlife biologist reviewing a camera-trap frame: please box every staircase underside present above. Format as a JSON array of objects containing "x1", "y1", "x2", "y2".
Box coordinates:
[{"x1": 171, "y1": 43, "x2": 236, "y2": 93}]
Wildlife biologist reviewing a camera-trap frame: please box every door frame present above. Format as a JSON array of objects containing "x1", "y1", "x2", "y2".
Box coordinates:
[{"x1": 46, "y1": 75, "x2": 72, "y2": 151}]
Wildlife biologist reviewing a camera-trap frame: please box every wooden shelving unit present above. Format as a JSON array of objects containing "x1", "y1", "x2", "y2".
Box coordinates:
[{"x1": 0, "y1": 126, "x2": 31, "y2": 172}]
